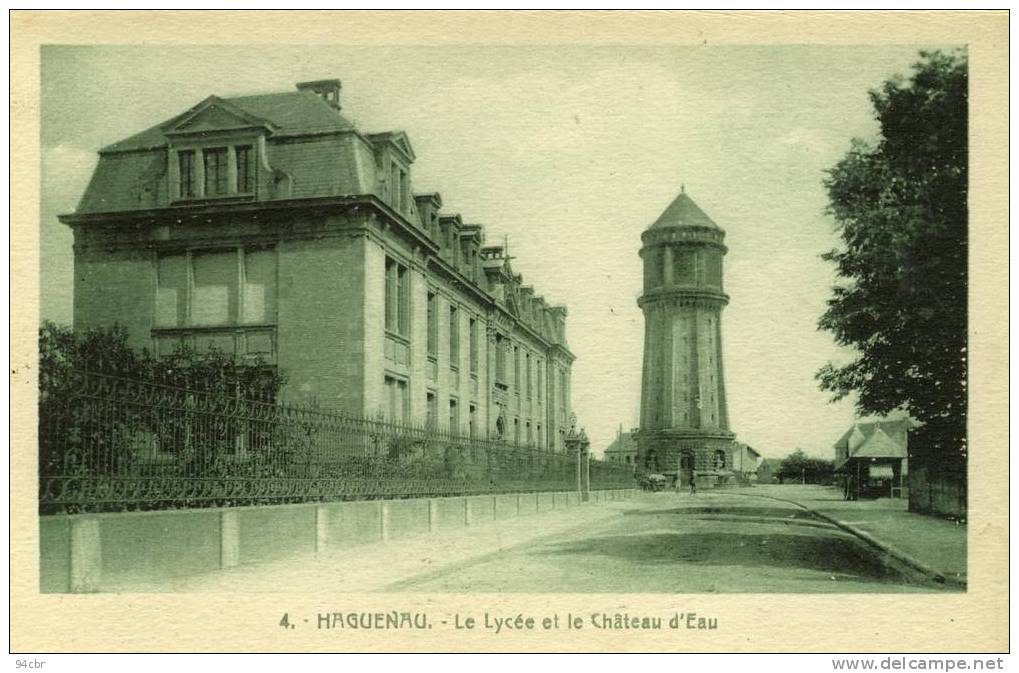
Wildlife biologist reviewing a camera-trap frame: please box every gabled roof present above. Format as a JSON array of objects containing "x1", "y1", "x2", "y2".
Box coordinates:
[
  {"x1": 833, "y1": 418, "x2": 914, "y2": 469},
  {"x1": 649, "y1": 190, "x2": 719, "y2": 230},
  {"x1": 101, "y1": 91, "x2": 356, "y2": 154},
  {"x1": 367, "y1": 131, "x2": 416, "y2": 162},
  {"x1": 853, "y1": 426, "x2": 907, "y2": 460},
  {"x1": 604, "y1": 432, "x2": 637, "y2": 455}
]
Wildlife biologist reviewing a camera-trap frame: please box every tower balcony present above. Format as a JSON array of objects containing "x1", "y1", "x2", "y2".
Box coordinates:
[{"x1": 637, "y1": 286, "x2": 729, "y2": 310}]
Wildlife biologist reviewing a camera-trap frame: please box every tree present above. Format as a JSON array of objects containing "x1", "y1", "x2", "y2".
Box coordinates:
[
  {"x1": 817, "y1": 50, "x2": 967, "y2": 469},
  {"x1": 39, "y1": 320, "x2": 285, "y2": 403},
  {"x1": 777, "y1": 449, "x2": 834, "y2": 485},
  {"x1": 38, "y1": 322, "x2": 291, "y2": 512}
]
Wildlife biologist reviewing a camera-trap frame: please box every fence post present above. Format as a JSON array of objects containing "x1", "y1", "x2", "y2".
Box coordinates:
[
  {"x1": 379, "y1": 501, "x2": 391, "y2": 541},
  {"x1": 428, "y1": 499, "x2": 439, "y2": 533},
  {"x1": 315, "y1": 506, "x2": 329, "y2": 553},
  {"x1": 69, "y1": 517, "x2": 102, "y2": 593},
  {"x1": 221, "y1": 510, "x2": 240, "y2": 568},
  {"x1": 581, "y1": 432, "x2": 591, "y2": 502}
]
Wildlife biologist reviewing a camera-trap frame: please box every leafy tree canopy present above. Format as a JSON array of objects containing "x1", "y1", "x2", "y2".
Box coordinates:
[
  {"x1": 39, "y1": 321, "x2": 285, "y2": 404},
  {"x1": 817, "y1": 50, "x2": 967, "y2": 461},
  {"x1": 777, "y1": 449, "x2": 834, "y2": 484}
]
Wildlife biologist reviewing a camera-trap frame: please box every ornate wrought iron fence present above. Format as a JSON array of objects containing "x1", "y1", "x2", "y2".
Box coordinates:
[{"x1": 39, "y1": 371, "x2": 635, "y2": 513}]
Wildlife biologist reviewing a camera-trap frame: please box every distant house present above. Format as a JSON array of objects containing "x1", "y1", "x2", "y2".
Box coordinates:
[
  {"x1": 603, "y1": 427, "x2": 638, "y2": 467},
  {"x1": 833, "y1": 417, "x2": 915, "y2": 500},
  {"x1": 756, "y1": 458, "x2": 783, "y2": 484},
  {"x1": 732, "y1": 443, "x2": 761, "y2": 481}
]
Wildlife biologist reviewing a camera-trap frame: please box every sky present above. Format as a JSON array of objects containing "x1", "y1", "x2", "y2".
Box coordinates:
[{"x1": 39, "y1": 45, "x2": 936, "y2": 459}]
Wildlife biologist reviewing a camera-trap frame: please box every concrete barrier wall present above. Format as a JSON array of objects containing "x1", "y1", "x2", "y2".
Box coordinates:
[{"x1": 39, "y1": 488, "x2": 637, "y2": 592}]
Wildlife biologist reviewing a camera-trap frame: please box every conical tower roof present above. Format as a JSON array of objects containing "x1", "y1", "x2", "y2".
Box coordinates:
[{"x1": 649, "y1": 189, "x2": 719, "y2": 230}]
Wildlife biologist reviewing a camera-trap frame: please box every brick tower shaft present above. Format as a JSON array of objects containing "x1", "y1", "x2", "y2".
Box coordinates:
[{"x1": 636, "y1": 189, "x2": 736, "y2": 486}]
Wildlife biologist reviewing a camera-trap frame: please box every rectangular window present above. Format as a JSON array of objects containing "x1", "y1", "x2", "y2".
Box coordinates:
[
  {"x1": 426, "y1": 291, "x2": 438, "y2": 357},
  {"x1": 449, "y1": 398, "x2": 459, "y2": 434},
  {"x1": 236, "y1": 145, "x2": 253, "y2": 193},
  {"x1": 385, "y1": 376, "x2": 409, "y2": 423},
  {"x1": 155, "y1": 253, "x2": 188, "y2": 326},
  {"x1": 385, "y1": 257, "x2": 408, "y2": 336},
  {"x1": 495, "y1": 334, "x2": 506, "y2": 383},
  {"x1": 426, "y1": 391, "x2": 438, "y2": 430},
  {"x1": 526, "y1": 421, "x2": 532, "y2": 446},
  {"x1": 178, "y1": 151, "x2": 195, "y2": 198},
  {"x1": 469, "y1": 404, "x2": 477, "y2": 439},
  {"x1": 514, "y1": 346, "x2": 521, "y2": 394},
  {"x1": 449, "y1": 305, "x2": 459, "y2": 368},
  {"x1": 469, "y1": 318, "x2": 478, "y2": 374},
  {"x1": 203, "y1": 147, "x2": 229, "y2": 196},
  {"x1": 192, "y1": 250, "x2": 238, "y2": 325},
  {"x1": 390, "y1": 163, "x2": 400, "y2": 209},
  {"x1": 243, "y1": 248, "x2": 276, "y2": 324},
  {"x1": 537, "y1": 359, "x2": 543, "y2": 402},
  {"x1": 536, "y1": 423, "x2": 543, "y2": 449},
  {"x1": 157, "y1": 249, "x2": 277, "y2": 328},
  {"x1": 513, "y1": 418, "x2": 520, "y2": 445},
  {"x1": 526, "y1": 353, "x2": 532, "y2": 398}
]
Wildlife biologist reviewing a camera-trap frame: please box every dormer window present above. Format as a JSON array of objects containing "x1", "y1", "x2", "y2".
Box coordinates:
[
  {"x1": 204, "y1": 148, "x2": 229, "y2": 196},
  {"x1": 178, "y1": 151, "x2": 196, "y2": 198},
  {"x1": 236, "y1": 145, "x2": 253, "y2": 193},
  {"x1": 173, "y1": 143, "x2": 259, "y2": 201},
  {"x1": 388, "y1": 161, "x2": 409, "y2": 213}
]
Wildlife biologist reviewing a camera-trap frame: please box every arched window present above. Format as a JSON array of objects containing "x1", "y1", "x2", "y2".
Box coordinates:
[
  {"x1": 679, "y1": 451, "x2": 694, "y2": 471},
  {"x1": 713, "y1": 449, "x2": 726, "y2": 470}
]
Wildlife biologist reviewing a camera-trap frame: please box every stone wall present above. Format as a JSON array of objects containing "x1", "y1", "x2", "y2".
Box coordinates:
[{"x1": 39, "y1": 489, "x2": 638, "y2": 593}]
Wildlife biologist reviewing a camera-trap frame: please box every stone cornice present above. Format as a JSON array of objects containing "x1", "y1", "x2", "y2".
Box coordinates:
[
  {"x1": 640, "y1": 226, "x2": 727, "y2": 254},
  {"x1": 637, "y1": 287, "x2": 729, "y2": 310},
  {"x1": 634, "y1": 428, "x2": 736, "y2": 440}
]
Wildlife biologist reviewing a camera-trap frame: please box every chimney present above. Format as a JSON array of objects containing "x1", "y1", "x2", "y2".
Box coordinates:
[{"x1": 296, "y1": 78, "x2": 342, "y2": 110}]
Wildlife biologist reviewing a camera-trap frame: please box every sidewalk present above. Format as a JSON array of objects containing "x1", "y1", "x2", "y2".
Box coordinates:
[{"x1": 741, "y1": 484, "x2": 967, "y2": 586}]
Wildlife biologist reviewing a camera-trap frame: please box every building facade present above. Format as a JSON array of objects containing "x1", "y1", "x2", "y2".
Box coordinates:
[
  {"x1": 634, "y1": 189, "x2": 737, "y2": 486},
  {"x1": 61, "y1": 78, "x2": 576, "y2": 451},
  {"x1": 732, "y1": 443, "x2": 761, "y2": 482},
  {"x1": 833, "y1": 417, "x2": 913, "y2": 499},
  {"x1": 603, "y1": 426, "x2": 638, "y2": 466}
]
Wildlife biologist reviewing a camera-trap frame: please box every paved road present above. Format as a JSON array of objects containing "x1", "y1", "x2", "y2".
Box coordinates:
[
  {"x1": 173, "y1": 490, "x2": 945, "y2": 593},
  {"x1": 384, "y1": 491, "x2": 940, "y2": 593}
]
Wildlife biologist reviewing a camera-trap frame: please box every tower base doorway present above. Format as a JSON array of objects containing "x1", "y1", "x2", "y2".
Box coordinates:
[{"x1": 678, "y1": 452, "x2": 695, "y2": 488}]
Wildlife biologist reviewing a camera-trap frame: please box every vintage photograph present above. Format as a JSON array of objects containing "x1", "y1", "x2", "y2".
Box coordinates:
[{"x1": 36, "y1": 41, "x2": 971, "y2": 598}]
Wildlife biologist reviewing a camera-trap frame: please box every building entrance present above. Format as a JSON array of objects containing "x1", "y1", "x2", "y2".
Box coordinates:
[{"x1": 678, "y1": 452, "x2": 695, "y2": 487}]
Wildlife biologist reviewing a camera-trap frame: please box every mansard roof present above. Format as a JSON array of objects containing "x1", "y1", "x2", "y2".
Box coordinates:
[{"x1": 649, "y1": 189, "x2": 719, "y2": 230}]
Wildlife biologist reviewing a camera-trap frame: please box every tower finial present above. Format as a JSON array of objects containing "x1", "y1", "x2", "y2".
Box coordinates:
[{"x1": 681, "y1": 183, "x2": 685, "y2": 194}]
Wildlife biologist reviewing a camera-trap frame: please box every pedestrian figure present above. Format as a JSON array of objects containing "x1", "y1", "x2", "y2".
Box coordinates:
[{"x1": 689, "y1": 478, "x2": 697, "y2": 495}]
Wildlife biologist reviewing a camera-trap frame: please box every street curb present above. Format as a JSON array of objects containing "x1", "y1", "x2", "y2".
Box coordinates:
[{"x1": 713, "y1": 490, "x2": 967, "y2": 590}]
